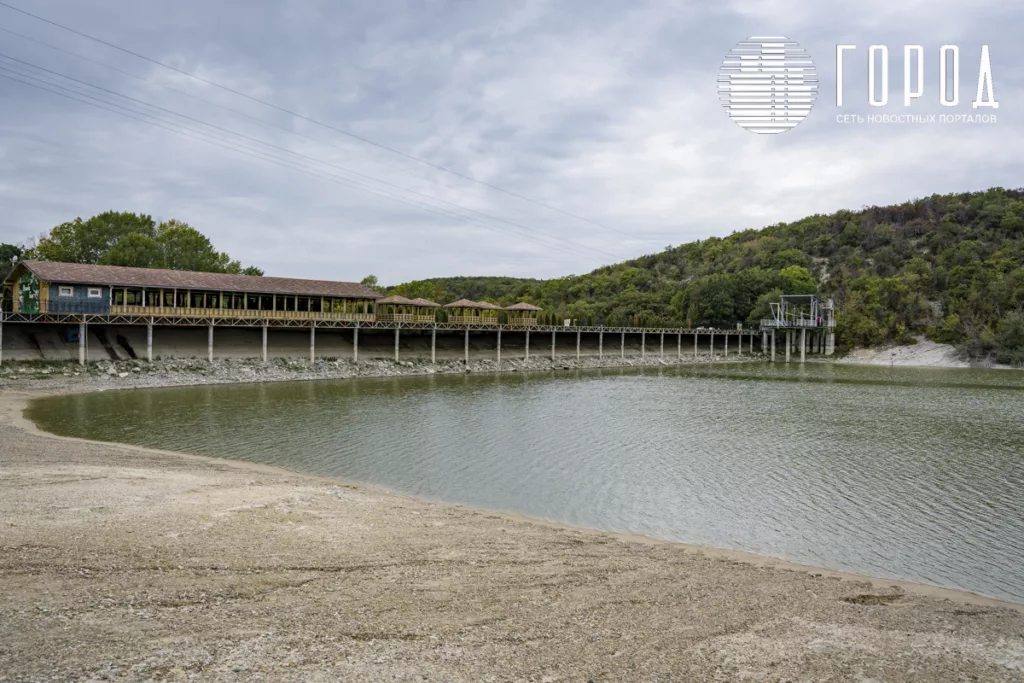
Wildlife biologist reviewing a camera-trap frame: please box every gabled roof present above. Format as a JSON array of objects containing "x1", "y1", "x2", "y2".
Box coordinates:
[
  {"x1": 16, "y1": 260, "x2": 381, "y2": 299},
  {"x1": 408, "y1": 297, "x2": 441, "y2": 307},
  {"x1": 505, "y1": 302, "x2": 542, "y2": 311}
]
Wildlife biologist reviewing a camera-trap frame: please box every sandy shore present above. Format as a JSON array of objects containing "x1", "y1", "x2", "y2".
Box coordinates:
[{"x1": 2, "y1": 386, "x2": 1024, "y2": 682}]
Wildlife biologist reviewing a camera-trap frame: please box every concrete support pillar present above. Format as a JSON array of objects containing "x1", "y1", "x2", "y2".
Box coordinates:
[
  {"x1": 497, "y1": 328, "x2": 502, "y2": 365},
  {"x1": 641, "y1": 332, "x2": 646, "y2": 358},
  {"x1": 771, "y1": 330, "x2": 776, "y2": 362},
  {"x1": 431, "y1": 327, "x2": 436, "y2": 364},
  {"x1": 738, "y1": 332, "x2": 742, "y2": 356},
  {"x1": 785, "y1": 330, "x2": 791, "y2": 363},
  {"x1": 576, "y1": 331, "x2": 580, "y2": 360},
  {"x1": 725, "y1": 334, "x2": 729, "y2": 357},
  {"x1": 599, "y1": 331, "x2": 603, "y2": 359},
  {"x1": 0, "y1": 314, "x2": 3, "y2": 365},
  {"x1": 762, "y1": 331, "x2": 767, "y2": 354},
  {"x1": 79, "y1": 321, "x2": 86, "y2": 366},
  {"x1": 694, "y1": 333, "x2": 698, "y2": 358},
  {"x1": 262, "y1": 324, "x2": 268, "y2": 362},
  {"x1": 465, "y1": 329, "x2": 470, "y2": 364},
  {"x1": 620, "y1": 331, "x2": 625, "y2": 359},
  {"x1": 677, "y1": 333, "x2": 682, "y2": 359},
  {"x1": 827, "y1": 332, "x2": 835, "y2": 356},
  {"x1": 710, "y1": 332, "x2": 715, "y2": 359},
  {"x1": 207, "y1": 324, "x2": 214, "y2": 363},
  {"x1": 551, "y1": 330, "x2": 556, "y2": 361},
  {"x1": 394, "y1": 327, "x2": 399, "y2": 362},
  {"x1": 750, "y1": 332, "x2": 754, "y2": 354},
  {"x1": 353, "y1": 326, "x2": 359, "y2": 362},
  {"x1": 800, "y1": 328, "x2": 806, "y2": 363},
  {"x1": 311, "y1": 326, "x2": 317, "y2": 363},
  {"x1": 525, "y1": 330, "x2": 530, "y2": 359},
  {"x1": 146, "y1": 322, "x2": 153, "y2": 362},
  {"x1": 660, "y1": 332, "x2": 664, "y2": 358}
]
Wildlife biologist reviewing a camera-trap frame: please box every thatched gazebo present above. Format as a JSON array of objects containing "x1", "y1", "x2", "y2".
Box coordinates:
[
  {"x1": 377, "y1": 295, "x2": 439, "y2": 323},
  {"x1": 505, "y1": 302, "x2": 542, "y2": 325},
  {"x1": 443, "y1": 299, "x2": 499, "y2": 325}
]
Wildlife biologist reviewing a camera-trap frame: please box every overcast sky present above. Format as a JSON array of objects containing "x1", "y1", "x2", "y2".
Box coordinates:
[{"x1": 0, "y1": 0, "x2": 1021, "y2": 283}]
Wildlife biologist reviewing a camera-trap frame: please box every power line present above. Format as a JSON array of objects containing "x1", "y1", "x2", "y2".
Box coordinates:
[
  {"x1": 0, "y1": 53, "x2": 626, "y2": 262},
  {"x1": 0, "y1": 1, "x2": 650, "y2": 242},
  {"x1": 0, "y1": 68, "x2": 610, "y2": 263}
]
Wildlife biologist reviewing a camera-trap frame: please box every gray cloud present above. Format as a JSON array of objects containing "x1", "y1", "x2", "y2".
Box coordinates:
[{"x1": 0, "y1": 0, "x2": 1020, "y2": 284}]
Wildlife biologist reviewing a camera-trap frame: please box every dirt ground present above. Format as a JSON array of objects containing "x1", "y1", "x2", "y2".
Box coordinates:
[{"x1": 1, "y1": 391, "x2": 1023, "y2": 682}]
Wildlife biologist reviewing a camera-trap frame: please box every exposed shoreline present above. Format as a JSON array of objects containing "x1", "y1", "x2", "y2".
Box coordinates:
[{"x1": 3, "y1": 371, "x2": 1024, "y2": 680}]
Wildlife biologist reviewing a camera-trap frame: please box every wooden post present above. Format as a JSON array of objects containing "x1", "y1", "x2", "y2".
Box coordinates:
[
  {"x1": 497, "y1": 328, "x2": 502, "y2": 365},
  {"x1": 465, "y1": 329, "x2": 469, "y2": 364},
  {"x1": 576, "y1": 330, "x2": 580, "y2": 361},
  {"x1": 620, "y1": 331, "x2": 625, "y2": 359},
  {"x1": 801, "y1": 328, "x2": 806, "y2": 363},
  {"x1": 311, "y1": 325, "x2": 317, "y2": 363},
  {"x1": 599, "y1": 331, "x2": 603, "y2": 359},
  {"x1": 79, "y1": 321, "x2": 86, "y2": 366},
  {"x1": 262, "y1": 324, "x2": 268, "y2": 362},
  {"x1": 431, "y1": 327, "x2": 436, "y2": 364},
  {"x1": 146, "y1": 322, "x2": 153, "y2": 362},
  {"x1": 208, "y1": 324, "x2": 214, "y2": 362},
  {"x1": 353, "y1": 326, "x2": 359, "y2": 362},
  {"x1": 525, "y1": 330, "x2": 530, "y2": 359},
  {"x1": 551, "y1": 330, "x2": 556, "y2": 361},
  {"x1": 394, "y1": 327, "x2": 399, "y2": 362}
]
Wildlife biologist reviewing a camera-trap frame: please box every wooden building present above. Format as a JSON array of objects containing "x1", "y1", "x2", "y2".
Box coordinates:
[
  {"x1": 2, "y1": 261, "x2": 381, "y2": 321},
  {"x1": 443, "y1": 299, "x2": 500, "y2": 325},
  {"x1": 505, "y1": 302, "x2": 542, "y2": 325},
  {"x1": 376, "y1": 295, "x2": 439, "y2": 323}
]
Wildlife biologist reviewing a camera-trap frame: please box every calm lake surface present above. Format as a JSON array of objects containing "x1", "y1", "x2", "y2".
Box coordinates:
[{"x1": 26, "y1": 363, "x2": 1024, "y2": 602}]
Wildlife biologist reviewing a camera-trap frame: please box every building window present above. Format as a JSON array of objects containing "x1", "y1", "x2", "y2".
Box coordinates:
[
  {"x1": 87, "y1": 287, "x2": 102, "y2": 298},
  {"x1": 58, "y1": 286, "x2": 74, "y2": 297}
]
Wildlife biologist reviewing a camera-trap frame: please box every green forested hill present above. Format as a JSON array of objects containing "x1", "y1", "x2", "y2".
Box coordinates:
[{"x1": 389, "y1": 188, "x2": 1024, "y2": 363}]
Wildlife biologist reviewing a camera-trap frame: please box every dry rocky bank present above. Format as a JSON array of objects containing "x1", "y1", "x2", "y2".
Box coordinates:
[{"x1": 2, "y1": 355, "x2": 1024, "y2": 681}]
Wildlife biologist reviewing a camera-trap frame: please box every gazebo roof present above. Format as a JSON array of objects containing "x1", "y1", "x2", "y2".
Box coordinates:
[
  {"x1": 377, "y1": 295, "x2": 415, "y2": 305},
  {"x1": 505, "y1": 302, "x2": 542, "y2": 311},
  {"x1": 476, "y1": 301, "x2": 502, "y2": 310},
  {"x1": 408, "y1": 297, "x2": 441, "y2": 307},
  {"x1": 444, "y1": 299, "x2": 487, "y2": 309}
]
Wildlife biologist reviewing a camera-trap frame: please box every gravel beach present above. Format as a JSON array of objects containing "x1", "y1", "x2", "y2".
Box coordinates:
[{"x1": 1, "y1": 366, "x2": 1023, "y2": 682}]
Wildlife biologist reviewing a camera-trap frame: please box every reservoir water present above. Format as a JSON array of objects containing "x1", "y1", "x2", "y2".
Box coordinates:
[{"x1": 26, "y1": 363, "x2": 1024, "y2": 602}]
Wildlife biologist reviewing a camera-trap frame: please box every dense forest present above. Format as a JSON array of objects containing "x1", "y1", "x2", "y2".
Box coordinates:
[{"x1": 388, "y1": 188, "x2": 1024, "y2": 364}]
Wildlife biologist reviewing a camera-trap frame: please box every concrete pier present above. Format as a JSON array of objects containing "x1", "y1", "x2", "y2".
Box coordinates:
[
  {"x1": 599, "y1": 331, "x2": 603, "y2": 359},
  {"x1": 785, "y1": 330, "x2": 791, "y2": 363},
  {"x1": 497, "y1": 328, "x2": 502, "y2": 365},
  {"x1": 431, "y1": 327, "x2": 436, "y2": 364},
  {"x1": 800, "y1": 328, "x2": 806, "y2": 363},
  {"x1": 710, "y1": 332, "x2": 715, "y2": 359},
  {"x1": 620, "y1": 332, "x2": 625, "y2": 359},
  {"x1": 660, "y1": 332, "x2": 664, "y2": 358},
  {"x1": 311, "y1": 326, "x2": 317, "y2": 363},
  {"x1": 641, "y1": 331, "x2": 646, "y2": 358},
  {"x1": 207, "y1": 324, "x2": 214, "y2": 362},
  {"x1": 353, "y1": 326, "x2": 359, "y2": 362},
  {"x1": 576, "y1": 331, "x2": 580, "y2": 360},
  {"x1": 525, "y1": 330, "x2": 530, "y2": 359},
  {"x1": 79, "y1": 322, "x2": 86, "y2": 366},
  {"x1": 464, "y1": 329, "x2": 469, "y2": 364},
  {"x1": 146, "y1": 323, "x2": 153, "y2": 362},
  {"x1": 771, "y1": 330, "x2": 776, "y2": 362},
  {"x1": 551, "y1": 330, "x2": 556, "y2": 361},
  {"x1": 262, "y1": 325, "x2": 268, "y2": 362},
  {"x1": 393, "y1": 328, "x2": 399, "y2": 362}
]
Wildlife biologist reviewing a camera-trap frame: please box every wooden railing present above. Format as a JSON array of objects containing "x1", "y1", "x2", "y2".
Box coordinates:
[
  {"x1": 506, "y1": 316, "x2": 539, "y2": 325},
  {"x1": 448, "y1": 314, "x2": 499, "y2": 325},
  {"x1": 110, "y1": 305, "x2": 375, "y2": 322},
  {"x1": 377, "y1": 313, "x2": 437, "y2": 323}
]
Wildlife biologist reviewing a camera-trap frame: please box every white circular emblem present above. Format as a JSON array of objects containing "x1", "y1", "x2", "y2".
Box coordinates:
[{"x1": 718, "y1": 36, "x2": 818, "y2": 134}]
